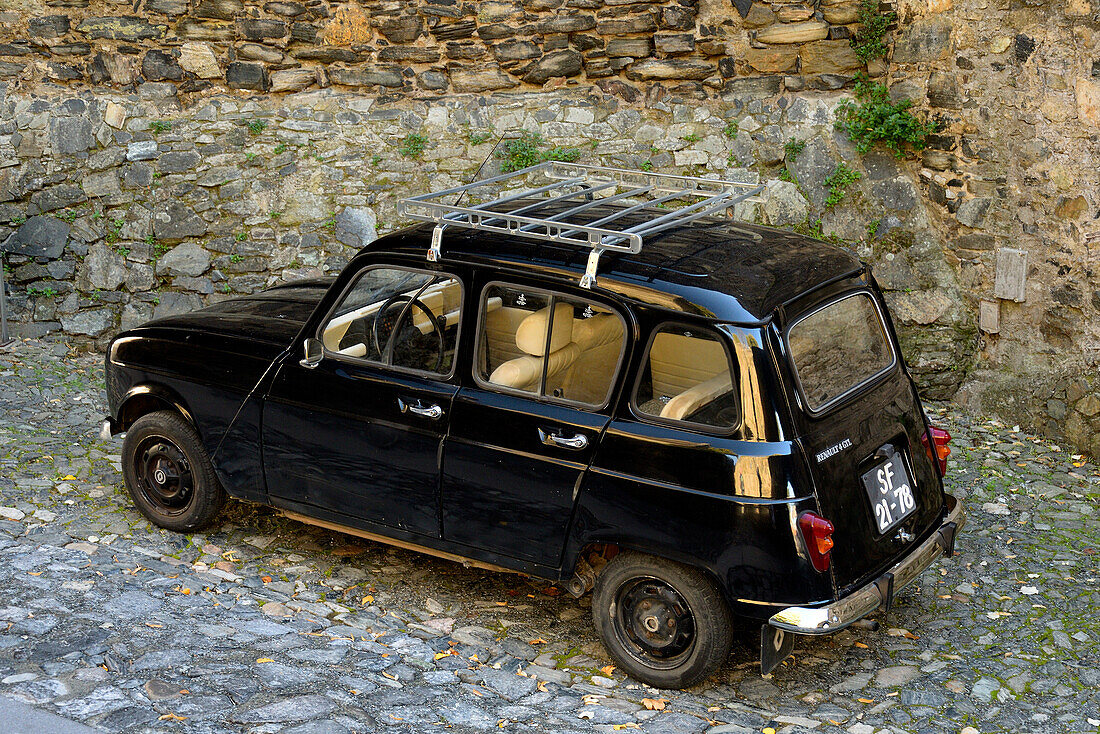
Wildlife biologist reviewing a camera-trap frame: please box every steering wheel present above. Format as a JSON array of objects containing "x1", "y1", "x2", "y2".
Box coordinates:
[{"x1": 371, "y1": 294, "x2": 446, "y2": 373}]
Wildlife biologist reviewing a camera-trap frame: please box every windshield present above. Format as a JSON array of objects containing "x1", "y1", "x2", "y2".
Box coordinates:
[{"x1": 787, "y1": 292, "x2": 895, "y2": 413}]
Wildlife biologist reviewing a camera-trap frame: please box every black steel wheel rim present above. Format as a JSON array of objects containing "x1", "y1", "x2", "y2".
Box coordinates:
[
  {"x1": 133, "y1": 435, "x2": 194, "y2": 516},
  {"x1": 612, "y1": 576, "x2": 697, "y2": 670}
]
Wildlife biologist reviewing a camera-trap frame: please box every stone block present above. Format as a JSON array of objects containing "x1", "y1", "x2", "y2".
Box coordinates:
[
  {"x1": 537, "y1": 15, "x2": 597, "y2": 34},
  {"x1": 626, "y1": 58, "x2": 714, "y2": 81},
  {"x1": 142, "y1": 49, "x2": 184, "y2": 82},
  {"x1": 0, "y1": 62, "x2": 24, "y2": 78},
  {"x1": 893, "y1": 17, "x2": 952, "y2": 63},
  {"x1": 450, "y1": 65, "x2": 518, "y2": 93},
  {"x1": 605, "y1": 38, "x2": 652, "y2": 57},
  {"x1": 993, "y1": 247, "x2": 1027, "y2": 302},
  {"x1": 654, "y1": 33, "x2": 694, "y2": 55},
  {"x1": 522, "y1": 50, "x2": 583, "y2": 84},
  {"x1": 157, "y1": 151, "x2": 201, "y2": 174},
  {"x1": 776, "y1": 3, "x2": 815, "y2": 21},
  {"x1": 745, "y1": 47, "x2": 798, "y2": 74},
  {"x1": 76, "y1": 16, "x2": 165, "y2": 41},
  {"x1": 157, "y1": 242, "x2": 211, "y2": 276},
  {"x1": 492, "y1": 40, "x2": 541, "y2": 62},
  {"x1": 265, "y1": 1, "x2": 307, "y2": 16},
  {"x1": 596, "y1": 16, "x2": 656, "y2": 35},
  {"x1": 147, "y1": 0, "x2": 189, "y2": 15},
  {"x1": 29, "y1": 15, "x2": 70, "y2": 38},
  {"x1": 956, "y1": 197, "x2": 991, "y2": 228},
  {"x1": 433, "y1": 21, "x2": 478, "y2": 40},
  {"x1": 1, "y1": 216, "x2": 70, "y2": 259},
  {"x1": 82, "y1": 170, "x2": 121, "y2": 198},
  {"x1": 1055, "y1": 195, "x2": 1088, "y2": 220},
  {"x1": 1076, "y1": 77, "x2": 1100, "y2": 126},
  {"x1": 755, "y1": 20, "x2": 828, "y2": 44},
  {"x1": 799, "y1": 40, "x2": 862, "y2": 74},
  {"x1": 743, "y1": 4, "x2": 776, "y2": 28},
  {"x1": 238, "y1": 18, "x2": 287, "y2": 40},
  {"x1": 327, "y1": 66, "x2": 404, "y2": 88},
  {"x1": 377, "y1": 47, "x2": 441, "y2": 63},
  {"x1": 83, "y1": 244, "x2": 128, "y2": 289},
  {"x1": 31, "y1": 185, "x2": 86, "y2": 213},
  {"x1": 50, "y1": 116, "x2": 94, "y2": 156},
  {"x1": 226, "y1": 61, "x2": 269, "y2": 91},
  {"x1": 60, "y1": 309, "x2": 114, "y2": 336},
  {"x1": 978, "y1": 299, "x2": 999, "y2": 334},
  {"x1": 378, "y1": 16, "x2": 423, "y2": 43},
  {"x1": 104, "y1": 101, "x2": 127, "y2": 129},
  {"x1": 174, "y1": 19, "x2": 235, "y2": 41},
  {"x1": 179, "y1": 42, "x2": 221, "y2": 79},
  {"x1": 270, "y1": 68, "x2": 317, "y2": 93},
  {"x1": 194, "y1": 0, "x2": 243, "y2": 21},
  {"x1": 154, "y1": 203, "x2": 207, "y2": 241},
  {"x1": 822, "y1": 3, "x2": 859, "y2": 24}
]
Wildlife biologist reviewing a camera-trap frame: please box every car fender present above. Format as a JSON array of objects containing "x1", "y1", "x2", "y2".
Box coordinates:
[{"x1": 115, "y1": 383, "x2": 196, "y2": 432}]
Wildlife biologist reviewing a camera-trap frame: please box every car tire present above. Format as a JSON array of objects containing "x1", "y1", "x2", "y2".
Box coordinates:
[
  {"x1": 121, "y1": 411, "x2": 226, "y2": 532},
  {"x1": 592, "y1": 551, "x2": 733, "y2": 689}
]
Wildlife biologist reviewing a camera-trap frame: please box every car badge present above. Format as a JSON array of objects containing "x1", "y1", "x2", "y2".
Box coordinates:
[
  {"x1": 815, "y1": 438, "x2": 852, "y2": 463},
  {"x1": 516, "y1": 293, "x2": 527, "y2": 306},
  {"x1": 583, "y1": 305, "x2": 593, "y2": 318},
  {"x1": 894, "y1": 528, "x2": 913, "y2": 544}
]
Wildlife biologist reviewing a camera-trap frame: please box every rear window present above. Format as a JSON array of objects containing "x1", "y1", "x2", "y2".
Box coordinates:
[{"x1": 787, "y1": 293, "x2": 895, "y2": 413}]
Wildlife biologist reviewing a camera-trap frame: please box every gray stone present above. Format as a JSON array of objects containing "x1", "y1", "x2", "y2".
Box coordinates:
[
  {"x1": 76, "y1": 16, "x2": 166, "y2": 41},
  {"x1": 31, "y1": 185, "x2": 87, "y2": 214},
  {"x1": 157, "y1": 242, "x2": 211, "y2": 277},
  {"x1": 104, "y1": 590, "x2": 162, "y2": 617},
  {"x1": 59, "y1": 309, "x2": 114, "y2": 336},
  {"x1": 82, "y1": 170, "x2": 122, "y2": 198},
  {"x1": 126, "y1": 141, "x2": 159, "y2": 162},
  {"x1": 153, "y1": 202, "x2": 207, "y2": 240},
  {"x1": 480, "y1": 668, "x2": 537, "y2": 700},
  {"x1": 229, "y1": 695, "x2": 338, "y2": 724},
  {"x1": 194, "y1": 0, "x2": 243, "y2": 20},
  {"x1": 788, "y1": 136, "x2": 836, "y2": 208},
  {"x1": 957, "y1": 197, "x2": 992, "y2": 228},
  {"x1": 522, "y1": 50, "x2": 583, "y2": 84},
  {"x1": 157, "y1": 151, "x2": 202, "y2": 174},
  {"x1": 334, "y1": 208, "x2": 377, "y2": 248},
  {"x1": 226, "y1": 61, "x2": 269, "y2": 91},
  {"x1": 761, "y1": 180, "x2": 809, "y2": 226},
  {"x1": 873, "y1": 665, "x2": 921, "y2": 687},
  {"x1": 50, "y1": 117, "x2": 94, "y2": 156},
  {"x1": 327, "y1": 66, "x2": 404, "y2": 89},
  {"x1": 871, "y1": 178, "x2": 918, "y2": 211},
  {"x1": 84, "y1": 244, "x2": 128, "y2": 290},
  {"x1": 893, "y1": 17, "x2": 953, "y2": 63},
  {"x1": 626, "y1": 58, "x2": 714, "y2": 81},
  {"x1": 152, "y1": 291, "x2": 203, "y2": 319},
  {"x1": 2, "y1": 216, "x2": 70, "y2": 259},
  {"x1": 29, "y1": 15, "x2": 70, "y2": 38}
]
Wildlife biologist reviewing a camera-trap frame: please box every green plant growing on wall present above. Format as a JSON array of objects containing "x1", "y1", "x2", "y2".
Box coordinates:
[
  {"x1": 784, "y1": 138, "x2": 806, "y2": 160},
  {"x1": 247, "y1": 119, "x2": 268, "y2": 135},
  {"x1": 235, "y1": 232, "x2": 247, "y2": 242},
  {"x1": 105, "y1": 218, "x2": 125, "y2": 244},
  {"x1": 149, "y1": 120, "x2": 172, "y2": 135},
  {"x1": 640, "y1": 160, "x2": 653, "y2": 172},
  {"x1": 468, "y1": 131, "x2": 493, "y2": 145},
  {"x1": 723, "y1": 121, "x2": 738, "y2": 139},
  {"x1": 682, "y1": 133, "x2": 700, "y2": 144},
  {"x1": 370, "y1": 154, "x2": 383, "y2": 166},
  {"x1": 835, "y1": 76, "x2": 937, "y2": 157},
  {"x1": 399, "y1": 133, "x2": 428, "y2": 159},
  {"x1": 496, "y1": 131, "x2": 581, "y2": 173},
  {"x1": 850, "y1": 0, "x2": 896, "y2": 64},
  {"x1": 823, "y1": 162, "x2": 862, "y2": 208},
  {"x1": 273, "y1": 142, "x2": 287, "y2": 155}
]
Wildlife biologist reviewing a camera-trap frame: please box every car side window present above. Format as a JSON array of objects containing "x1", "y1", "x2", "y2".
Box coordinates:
[
  {"x1": 477, "y1": 284, "x2": 625, "y2": 407},
  {"x1": 320, "y1": 266, "x2": 462, "y2": 376},
  {"x1": 634, "y1": 325, "x2": 739, "y2": 430}
]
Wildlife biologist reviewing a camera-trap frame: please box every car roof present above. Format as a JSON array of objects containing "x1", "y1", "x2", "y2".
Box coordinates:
[{"x1": 363, "y1": 200, "x2": 864, "y2": 324}]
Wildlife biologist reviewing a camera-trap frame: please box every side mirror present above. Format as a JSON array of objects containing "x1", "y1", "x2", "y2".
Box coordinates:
[{"x1": 300, "y1": 337, "x2": 324, "y2": 369}]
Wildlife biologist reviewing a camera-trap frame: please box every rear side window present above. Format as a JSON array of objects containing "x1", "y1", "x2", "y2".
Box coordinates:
[
  {"x1": 634, "y1": 325, "x2": 739, "y2": 430},
  {"x1": 477, "y1": 284, "x2": 626, "y2": 408},
  {"x1": 787, "y1": 293, "x2": 895, "y2": 413}
]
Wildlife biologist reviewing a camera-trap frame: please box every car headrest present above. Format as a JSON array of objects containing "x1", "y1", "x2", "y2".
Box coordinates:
[
  {"x1": 572, "y1": 313, "x2": 621, "y2": 350},
  {"x1": 515, "y1": 303, "x2": 574, "y2": 356}
]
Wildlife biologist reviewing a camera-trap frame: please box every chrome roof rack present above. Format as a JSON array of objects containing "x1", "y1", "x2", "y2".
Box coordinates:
[{"x1": 396, "y1": 161, "x2": 764, "y2": 289}]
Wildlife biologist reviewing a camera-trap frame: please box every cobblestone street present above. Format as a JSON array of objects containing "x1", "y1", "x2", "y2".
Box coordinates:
[{"x1": 1, "y1": 338, "x2": 1099, "y2": 733}]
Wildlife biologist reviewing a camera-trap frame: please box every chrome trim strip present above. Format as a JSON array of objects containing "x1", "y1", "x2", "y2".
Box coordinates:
[{"x1": 769, "y1": 496, "x2": 966, "y2": 634}]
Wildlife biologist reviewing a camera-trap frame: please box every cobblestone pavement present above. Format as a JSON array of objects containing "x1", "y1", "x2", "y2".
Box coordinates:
[{"x1": 2, "y1": 338, "x2": 1099, "y2": 734}]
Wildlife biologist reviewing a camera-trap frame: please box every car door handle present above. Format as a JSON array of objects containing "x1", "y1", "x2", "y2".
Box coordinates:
[
  {"x1": 397, "y1": 398, "x2": 444, "y2": 420},
  {"x1": 538, "y1": 427, "x2": 588, "y2": 450}
]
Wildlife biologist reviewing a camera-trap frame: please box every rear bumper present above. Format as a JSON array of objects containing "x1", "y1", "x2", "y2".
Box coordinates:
[{"x1": 769, "y1": 493, "x2": 965, "y2": 634}]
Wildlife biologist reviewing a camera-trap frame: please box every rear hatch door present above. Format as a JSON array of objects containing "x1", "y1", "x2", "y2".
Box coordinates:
[{"x1": 782, "y1": 289, "x2": 944, "y2": 593}]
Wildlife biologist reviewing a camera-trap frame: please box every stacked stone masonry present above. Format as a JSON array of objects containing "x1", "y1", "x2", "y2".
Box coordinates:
[
  {"x1": 0, "y1": 0, "x2": 1098, "y2": 458},
  {"x1": 0, "y1": 0, "x2": 876, "y2": 98}
]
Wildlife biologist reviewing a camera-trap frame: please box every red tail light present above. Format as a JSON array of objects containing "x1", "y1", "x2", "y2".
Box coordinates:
[
  {"x1": 922, "y1": 425, "x2": 952, "y2": 476},
  {"x1": 798, "y1": 512, "x2": 835, "y2": 573}
]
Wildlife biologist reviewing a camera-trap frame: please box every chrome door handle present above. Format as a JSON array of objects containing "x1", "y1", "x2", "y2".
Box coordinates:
[
  {"x1": 397, "y1": 398, "x2": 443, "y2": 420},
  {"x1": 538, "y1": 428, "x2": 588, "y2": 450}
]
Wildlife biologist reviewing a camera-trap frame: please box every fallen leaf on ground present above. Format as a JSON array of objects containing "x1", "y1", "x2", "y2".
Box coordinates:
[
  {"x1": 599, "y1": 665, "x2": 615, "y2": 675},
  {"x1": 158, "y1": 713, "x2": 187, "y2": 721},
  {"x1": 528, "y1": 638, "x2": 547, "y2": 645},
  {"x1": 642, "y1": 698, "x2": 666, "y2": 711},
  {"x1": 255, "y1": 658, "x2": 275, "y2": 664}
]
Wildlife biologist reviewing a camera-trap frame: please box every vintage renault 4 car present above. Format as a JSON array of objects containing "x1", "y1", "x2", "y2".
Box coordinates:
[{"x1": 103, "y1": 163, "x2": 964, "y2": 689}]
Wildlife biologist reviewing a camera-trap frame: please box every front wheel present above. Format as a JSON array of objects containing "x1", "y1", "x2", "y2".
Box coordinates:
[
  {"x1": 592, "y1": 551, "x2": 733, "y2": 689},
  {"x1": 121, "y1": 411, "x2": 226, "y2": 532}
]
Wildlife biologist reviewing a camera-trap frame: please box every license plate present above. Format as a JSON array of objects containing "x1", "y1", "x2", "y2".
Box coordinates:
[{"x1": 861, "y1": 451, "x2": 916, "y2": 534}]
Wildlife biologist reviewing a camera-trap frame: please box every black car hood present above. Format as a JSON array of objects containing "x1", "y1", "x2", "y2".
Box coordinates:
[{"x1": 135, "y1": 278, "x2": 334, "y2": 346}]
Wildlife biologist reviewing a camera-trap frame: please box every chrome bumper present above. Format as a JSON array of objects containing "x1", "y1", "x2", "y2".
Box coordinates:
[{"x1": 769, "y1": 495, "x2": 965, "y2": 635}]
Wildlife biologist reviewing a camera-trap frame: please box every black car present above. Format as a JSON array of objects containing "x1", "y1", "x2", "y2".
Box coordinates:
[{"x1": 102, "y1": 163, "x2": 964, "y2": 689}]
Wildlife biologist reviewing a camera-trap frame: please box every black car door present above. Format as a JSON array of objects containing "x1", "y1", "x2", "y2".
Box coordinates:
[
  {"x1": 262, "y1": 264, "x2": 467, "y2": 538},
  {"x1": 440, "y1": 279, "x2": 629, "y2": 566}
]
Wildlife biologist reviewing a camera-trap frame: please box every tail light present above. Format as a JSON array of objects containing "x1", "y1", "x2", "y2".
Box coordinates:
[
  {"x1": 798, "y1": 512, "x2": 835, "y2": 573},
  {"x1": 922, "y1": 425, "x2": 952, "y2": 476}
]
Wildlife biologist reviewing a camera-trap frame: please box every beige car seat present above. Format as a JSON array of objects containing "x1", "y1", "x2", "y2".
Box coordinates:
[
  {"x1": 558, "y1": 313, "x2": 625, "y2": 404},
  {"x1": 489, "y1": 304, "x2": 580, "y2": 392},
  {"x1": 646, "y1": 332, "x2": 732, "y2": 421}
]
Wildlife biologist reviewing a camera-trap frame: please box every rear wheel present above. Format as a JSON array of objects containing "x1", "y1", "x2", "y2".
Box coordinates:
[
  {"x1": 121, "y1": 411, "x2": 225, "y2": 532},
  {"x1": 592, "y1": 551, "x2": 733, "y2": 689}
]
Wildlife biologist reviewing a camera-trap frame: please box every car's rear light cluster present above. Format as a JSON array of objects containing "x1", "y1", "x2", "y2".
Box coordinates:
[
  {"x1": 798, "y1": 512, "x2": 835, "y2": 573},
  {"x1": 922, "y1": 425, "x2": 952, "y2": 476}
]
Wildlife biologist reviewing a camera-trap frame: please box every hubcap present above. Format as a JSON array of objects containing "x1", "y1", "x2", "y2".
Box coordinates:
[
  {"x1": 132, "y1": 435, "x2": 194, "y2": 516},
  {"x1": 613, "y1": 577, "x2": 697, "y2": 669}
]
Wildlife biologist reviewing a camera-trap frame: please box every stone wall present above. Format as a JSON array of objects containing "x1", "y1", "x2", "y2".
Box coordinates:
[
  {"x1": 1, "y1": 0, "x2": 1099, "y2": 459},
  {"x1": 0, "y1": 0, "x2": 872, "y2": 99}
]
